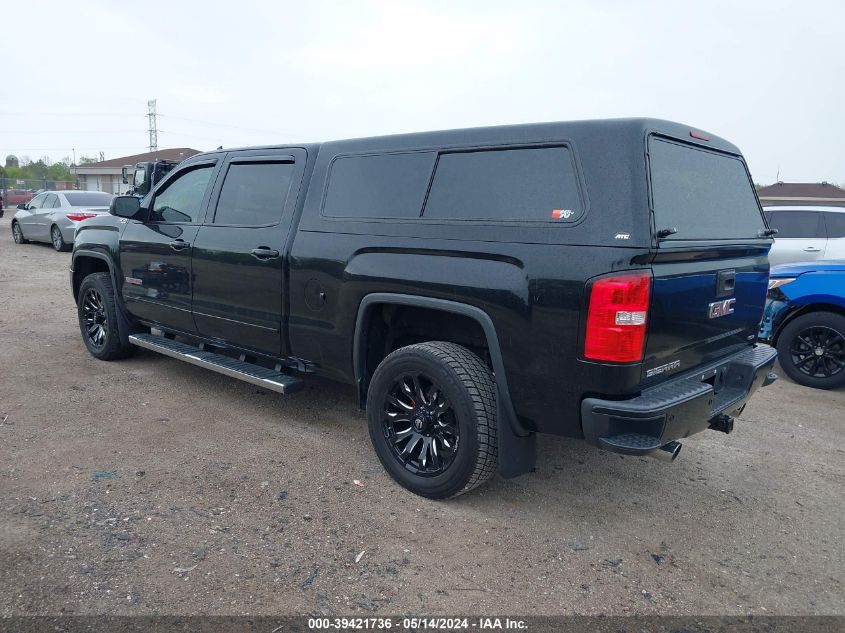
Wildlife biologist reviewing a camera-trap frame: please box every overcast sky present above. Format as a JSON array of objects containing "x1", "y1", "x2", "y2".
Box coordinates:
[{"x1": 2, "y1": 0, "x2": 843, "y2": 184}]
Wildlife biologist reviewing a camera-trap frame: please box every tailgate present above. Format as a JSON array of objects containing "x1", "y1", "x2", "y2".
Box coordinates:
[{"x1": 643, "y1": 247, "x2": 769, "y2": 384}]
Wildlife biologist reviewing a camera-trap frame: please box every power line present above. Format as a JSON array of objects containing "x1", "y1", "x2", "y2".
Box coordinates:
[
  {"x1": 2, "y1": 101, "x2": 322, "y2": 158},
  {"x1": 0, "y1": 109, "x2": 318, "y2": 140},
  {"x1": 160, "y1": 114, "x2": 317, "y2": 139},
  {"x1": 0, "y1": 130, "x2": 147, "y2": 134},
  {"x1": 0, "y1": 111, "x2": 142, "y2": 117},
  {"x1": 4, "y1": 146, "x2": 147, "y2": 152}
]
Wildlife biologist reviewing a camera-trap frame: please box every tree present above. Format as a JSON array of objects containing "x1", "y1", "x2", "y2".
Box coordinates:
[
  {"x1": 47, "y1": 162, "x2": 74, "y2": 182},
  {"x1": 78, "y1": 156, "x2": 97, "y2": 164},
  {"x1": 2, "y1": 157, "x2": 76, "y2": 185}
]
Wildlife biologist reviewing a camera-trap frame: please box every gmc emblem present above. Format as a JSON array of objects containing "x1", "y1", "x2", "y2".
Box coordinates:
[{"x1": 708, "y1": 298, "x2": 736, "y2": 319}]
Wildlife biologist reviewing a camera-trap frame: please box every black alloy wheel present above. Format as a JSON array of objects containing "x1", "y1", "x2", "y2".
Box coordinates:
[
  {"x1": 776, "y1": 311, "x2": 845, "y2": 389},
  {"x1": 367, "y1": 341, "x2": 498, "y2": 499},
  {"x1": 788, "y1": 326, "x2": 845, "y2": 379},
  {"x1": 82, "y1": 287, "x2": 108, "y2": 350},
  {"x1": 76, "y1": 272, "x2": 135, "y2": 361},
  {"x1": 383, "y1": 373, "x2": 459, "y2": 476}
]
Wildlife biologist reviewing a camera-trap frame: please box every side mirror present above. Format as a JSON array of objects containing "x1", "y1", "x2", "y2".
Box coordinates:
[
  {"x1": 17, "y1": 203, "x2": 27, "y2": 210},
  {"x1": 110, "y1": 195, "x2": 142, "y2": 219}
]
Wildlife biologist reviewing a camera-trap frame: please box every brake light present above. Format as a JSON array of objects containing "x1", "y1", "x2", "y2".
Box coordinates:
[
  {"x1": 66, "y1": 212, "x2": 97, "y2": 222},
  {"x1": 584, "y1": 272, "x2": 652, "y2": 362}
]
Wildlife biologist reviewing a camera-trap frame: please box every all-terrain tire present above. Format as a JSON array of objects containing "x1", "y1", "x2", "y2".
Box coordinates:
[
  {"x1": 366, "y1": 341, "x2": 498, "y2": 499},
  {"x1": 77, "y1": 272, "x2": 135, "y2": 361}
]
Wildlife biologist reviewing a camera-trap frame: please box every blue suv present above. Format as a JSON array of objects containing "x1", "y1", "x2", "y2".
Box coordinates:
[{"x1": 761, "y1": 260, "x2": 845, "y2": 389}]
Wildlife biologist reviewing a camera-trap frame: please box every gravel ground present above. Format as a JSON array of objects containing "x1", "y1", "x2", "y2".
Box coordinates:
[{"x1": 0, "y1": 211, "x2": 843, "y2": 617}]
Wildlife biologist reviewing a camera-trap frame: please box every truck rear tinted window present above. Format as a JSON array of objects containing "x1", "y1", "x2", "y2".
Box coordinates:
[
  {"x1": 649, "y1": 138, "x2": 764, "y2": 240},
  {"x1": 323, "y1": 152, "x2": 436, "y2": 219},
  {"x1": 423, "y1": 147, "x2": 582, "y2": 222}
]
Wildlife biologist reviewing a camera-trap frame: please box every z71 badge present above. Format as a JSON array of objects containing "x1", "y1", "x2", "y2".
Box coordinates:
[{"x1": 708, "y1": 298, "x2": 736, "y2": 319}]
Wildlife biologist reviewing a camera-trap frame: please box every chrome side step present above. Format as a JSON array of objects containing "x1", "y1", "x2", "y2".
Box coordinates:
[{"x1": 128, "y1": 333, "x2": 304, "y2": 395}]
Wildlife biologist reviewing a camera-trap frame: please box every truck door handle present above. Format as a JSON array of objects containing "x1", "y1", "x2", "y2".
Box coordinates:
[
  {"x1": 803, "y1": 247, "x2": 821, "y2": 252},
  {"x1": 169, "y1": 239, "x2": 189, "y2": 251},
  {"x1": 251, "y1": 247, "x2": 280, "y2": 259}
]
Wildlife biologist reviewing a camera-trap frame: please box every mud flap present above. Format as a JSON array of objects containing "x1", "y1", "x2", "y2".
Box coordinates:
[
  {"x1": 496, "y1": 399, "x2": 536, "y2": 478},
  {"x1": 115, "y1": 303, "x2": 135, "y2": 347}
]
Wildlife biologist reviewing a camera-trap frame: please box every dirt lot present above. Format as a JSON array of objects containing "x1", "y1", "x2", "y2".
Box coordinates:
[{"x1": 0, "y1": 211, "x2": 843, "y2": 617}]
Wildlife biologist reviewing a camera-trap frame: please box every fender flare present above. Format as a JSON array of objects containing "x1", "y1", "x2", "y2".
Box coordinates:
[
  {"x1": 71, "y1": 250, "x2": 120, "y2": 298},
  {"x1": 71, "y1": 250, "x2": 134, "y2": 346},
  {"x1": 773, "y1": 300, "x2": 845, "y2": 346},
  {"x1": 353, "y1": 293, "x2": 536, "y2": 478}
]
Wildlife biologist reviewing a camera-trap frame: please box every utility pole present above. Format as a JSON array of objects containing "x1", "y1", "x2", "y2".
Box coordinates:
[{"x1": 147, "y1": 99, "x2": 158, "y2": 152}]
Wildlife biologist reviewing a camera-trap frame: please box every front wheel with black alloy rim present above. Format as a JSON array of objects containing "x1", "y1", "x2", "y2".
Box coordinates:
[
  {"x1": 776, "y1": 311, "x2": 845, "y2": 390},
  {"x1": 51, "y1": 225, "x2": 70, "y2": 251},
  {"x1": 77, "y1": 272, "x2": 135, "y2": 361},
  {"x1": 12, "y1": 221, "x2": 28, "y2": 244},
  {"x1": 366, "y1": 341, "x2": 498, "y2": 499}
]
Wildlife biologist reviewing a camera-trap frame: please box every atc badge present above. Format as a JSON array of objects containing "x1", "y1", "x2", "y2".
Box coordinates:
[{"x1": 551, "y1": 209, "x2": 574, "y2": 220}]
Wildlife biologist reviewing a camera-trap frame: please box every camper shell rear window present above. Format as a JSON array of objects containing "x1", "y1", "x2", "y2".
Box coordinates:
[{"x1": 648, "y1": 137, "x2": 765, "y2": 241}]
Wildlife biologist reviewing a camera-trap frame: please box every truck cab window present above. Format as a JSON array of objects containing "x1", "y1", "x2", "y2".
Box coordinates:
[
  {"x1": 213, "y1": 162, "x2": 294, "y2": 226},
  {"x1": 150, "y1": 166, "x2": 213, "y2": 223}
]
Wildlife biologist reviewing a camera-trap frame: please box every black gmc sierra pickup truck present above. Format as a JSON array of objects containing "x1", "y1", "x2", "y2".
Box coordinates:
[{"x1": 68, "y1": 118, "x2": 778, "y2": 498}]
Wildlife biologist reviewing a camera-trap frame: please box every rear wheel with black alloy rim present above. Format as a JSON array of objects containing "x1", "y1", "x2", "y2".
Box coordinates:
[
  {"x1": 12, "y1": 221, "x2": 27, "y2": 244},
  {"x1": 366, "y1": 341, "x2": 498, "y2": 499},
  {"x1": 51, "y1": 225, "x2": 70, "y2": 251},
  {"x1": 776, "y1": 311, "x2": 845, "y2": 389},
  {"x1": 77, "y1": 272, "x2": 135, "y2": 361}
]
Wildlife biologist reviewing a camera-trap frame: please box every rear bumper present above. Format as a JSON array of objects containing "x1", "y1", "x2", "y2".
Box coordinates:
[
  {"x1": 60, "y1": 223, "x2": 78, "y2": 243},
  {"x1": 581, "y1": 344, "x2": 778, "y2": 457}
]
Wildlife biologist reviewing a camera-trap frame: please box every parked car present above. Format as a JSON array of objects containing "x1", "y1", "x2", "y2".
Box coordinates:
[
  {"x1": 764, "y1": 206, "x2": 845, "y2": 266},
  {"x1": 11, "y1": 190, "x2": 114, "y2": 251},
  {"x1": 5, "y1": 189, "x2": 35, "y2": 206},
  {"x1": 760, "y1": 260, "x2": 845, "y2": 389},
  {"x1": 70, "y1": 118, "x2": 778, "y2": 498}
]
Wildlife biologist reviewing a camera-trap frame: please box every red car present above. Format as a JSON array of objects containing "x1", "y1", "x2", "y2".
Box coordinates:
[{"x1": 5, "y1": 189, "x2": 35, "y2": 206}]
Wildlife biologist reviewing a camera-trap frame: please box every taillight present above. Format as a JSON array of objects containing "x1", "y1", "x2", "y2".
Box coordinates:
[
  {"x1": 66, "y1": 212, "x2": 97, "y2": 222},
  {"x1": 584, "y1": 272, "x2": 652, "y2": 362}
]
